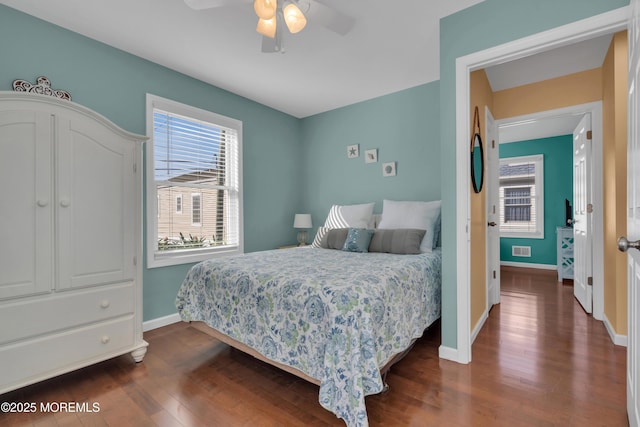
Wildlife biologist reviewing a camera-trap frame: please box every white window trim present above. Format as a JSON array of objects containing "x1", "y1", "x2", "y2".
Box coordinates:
[
  {"x1": 146, "y1": 94, "x2": 244, "y2": 268},
  {"x1": 499, "y1": 154, "x2": 544, "y2": 239}
]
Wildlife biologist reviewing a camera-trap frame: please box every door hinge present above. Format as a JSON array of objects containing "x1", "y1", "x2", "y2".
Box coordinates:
[
  {"x1": 587, "y1": 276, "x2": 593, "y2": 286},
  {"x1": 492, "y1": 140, "x2": 495, "y2": 149},
  {"x1": 133, "y1": 256, "x2": 137, "y2": 266},
  {"x1": 587, "y1": 203, "x2": 593, "y2": 213},
  {"x1": 493, "y1": 270, "x2": 496, "y2": 279},
  {"x1": 133, "y1": 163, "x2": 137, "y2": 173},
  {"x1": 493, "y1": 205, "x2": 496, "y2": 214},
  {"x1": 586, "y1": 130, "x2": 592, "y2": 140}
]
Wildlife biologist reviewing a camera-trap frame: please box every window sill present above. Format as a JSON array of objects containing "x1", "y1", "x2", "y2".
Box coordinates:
[
  {"x1": 147, "y1": 246, "x2": 242, "y2": 268},
  {"x1": 500, "y1": 232, "x2": 544, "y2": 240}
]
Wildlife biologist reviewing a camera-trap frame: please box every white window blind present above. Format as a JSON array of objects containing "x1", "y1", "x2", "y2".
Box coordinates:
[
  {"x1": 499, "y1": 154, "x2": 544, "y2": 238},
  {"x1": 146, "y1": 94, "x2": 243, "y2": 268}
]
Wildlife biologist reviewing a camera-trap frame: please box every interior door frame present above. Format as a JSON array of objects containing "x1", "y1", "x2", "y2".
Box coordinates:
[
  {"x1": 449, "y1": 7, "x2": 626, "y2": 364},
  {"x1": 495, "y1": 105, "x2": 603, "y2": 320}
]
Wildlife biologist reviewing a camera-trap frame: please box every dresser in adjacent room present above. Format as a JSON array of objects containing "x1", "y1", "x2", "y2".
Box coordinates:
[{"x1": 556, "y1": 226, "x2": 574, "y2": 281}]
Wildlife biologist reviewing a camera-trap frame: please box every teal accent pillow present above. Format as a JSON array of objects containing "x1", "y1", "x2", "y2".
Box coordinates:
[{"x1": 342, "y1": 228, "x2": 374, "y2": 253}]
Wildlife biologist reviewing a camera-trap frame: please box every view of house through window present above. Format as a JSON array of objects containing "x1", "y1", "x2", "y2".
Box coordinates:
[
  {"x1": 499, "y1": 154, "x2": 544, "y2": 238},
  {"x1": 146, "y1": 94, "x2": 243, "y2": 268}
]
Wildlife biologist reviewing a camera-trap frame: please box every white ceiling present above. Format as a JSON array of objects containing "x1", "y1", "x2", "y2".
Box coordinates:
[
  {"x1": 0, "y1": 0, "x2": 484, "y2": 118},
  {"x1": 1, "y1": 0, "x2": 615, "y2": 140},
  {"x1": 485, "y1": 34, "x2": 613, "y2": 92}
]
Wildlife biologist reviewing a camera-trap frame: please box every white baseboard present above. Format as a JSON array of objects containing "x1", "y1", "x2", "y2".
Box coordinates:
[
  {"x1": 603, "y1": 313, "x2": 628, "y2": 347},
  {"x1": 471, "y1": 311, "x2": 488, "y2": 345},
  {"x1": 143, "y1": 312, "x2": 181, "y2": 332},
  {"x1": 500, "y1": 261, "x2": 557, "y2": 270},
  {"x1": 439, "y1": 345, "x2": 469, "y2": 364}
]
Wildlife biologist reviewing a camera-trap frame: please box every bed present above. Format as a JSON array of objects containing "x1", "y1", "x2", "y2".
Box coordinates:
[{"x1": 175, "y1": 200, "x2": 442, "y2": 427}]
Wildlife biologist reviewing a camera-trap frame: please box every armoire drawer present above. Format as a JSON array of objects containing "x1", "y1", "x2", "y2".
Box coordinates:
[
  {"x1": 0, "y1": 316, "x2": 135, "y2": 393},
  {"x1": 0, "y1": 282, "x2": 135, "y2": 345}
]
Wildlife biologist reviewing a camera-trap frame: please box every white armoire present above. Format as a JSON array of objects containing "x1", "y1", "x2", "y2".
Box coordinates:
[{"x1": 0, "y1": 91, "x2": 147, "y2": 394}]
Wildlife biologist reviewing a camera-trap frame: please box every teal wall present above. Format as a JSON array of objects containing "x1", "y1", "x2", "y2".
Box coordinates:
[
  {"x1": 0, "y1": 5, "x2": 442, "y2": 323},
  {"x1": 439, "y1": 0, "x2": 628, "y2": 349},
  {"x1": 0, "y1": 5, "x2": 303, "y2": 321},
  {"x1": 499, "y1": 135, "x2": 573, "y2": 266},
  {"x1": 300, "y1": 83, "x2": 442, "y2": 232}
]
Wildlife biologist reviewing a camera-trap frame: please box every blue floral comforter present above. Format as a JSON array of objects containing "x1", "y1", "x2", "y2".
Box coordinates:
[{"x1": 175, "y1": 247, "x2": 441, "y2": 426}]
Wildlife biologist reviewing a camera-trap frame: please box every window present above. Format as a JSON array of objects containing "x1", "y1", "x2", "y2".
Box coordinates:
[
  {"x1": 176, "y1": 194, "x2": 182, "y2": 214},
  {"x1": 146, "y1": 94, "x2": 243, "y2": 268},
  {"x1": 499, "y1": 154, "x2": 544, "y2": 238},
  {"x1": 191, "y1": 193, "x2": 201, "y2": 225}
]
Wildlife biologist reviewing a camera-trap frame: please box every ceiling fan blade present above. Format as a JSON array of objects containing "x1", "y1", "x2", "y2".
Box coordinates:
[
  {"x1": 306, "y1": 0, "x2": 355, "y2": 35},
  {"x1": 183, "y1": 0, "x2": 238, "y2": 10}
]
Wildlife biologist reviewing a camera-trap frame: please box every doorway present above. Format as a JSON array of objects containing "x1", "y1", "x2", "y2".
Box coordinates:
[
  {"x1": 487, "y1": 103, "x2": 604, "y2": 321},
  {"x1": 452, "y1": 8, "x2": 627, "y2": 364}
]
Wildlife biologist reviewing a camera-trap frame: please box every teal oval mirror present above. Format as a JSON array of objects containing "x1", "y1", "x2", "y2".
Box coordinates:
[{"x1": 471, "y1": 132, "x2": 484, "y2": 193}]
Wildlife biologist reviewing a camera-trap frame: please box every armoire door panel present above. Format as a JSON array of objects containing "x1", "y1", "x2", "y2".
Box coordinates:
[
  {"x1": 0, "y1": 110, "x2": 52, "y2": 300},
  {"x1": 56, "y1": 117, "x2": 135, "y2": 290}
]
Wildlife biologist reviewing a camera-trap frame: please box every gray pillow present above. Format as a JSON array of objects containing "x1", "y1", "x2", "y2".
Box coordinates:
[
  {"x1": 369, "y1": 229, "x2": 426, "y2": 254},
  {"x1": 320, "y1": 228, "x2": 349, "y2": 249}
]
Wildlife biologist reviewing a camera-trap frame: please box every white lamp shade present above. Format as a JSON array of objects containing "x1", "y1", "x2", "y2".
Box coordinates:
[
  {"x1": 283, "y1": 3, "x2": 307, "y2": 34},
  {"x1": 256, "y1": 17, "x2": 277, "y2": 38},
  {"x1": 254, "y1": 0, "x2": 277, "y2": 20},
  {"x1": 293, "y1": 213, "x2": 312, "y2": 228}
]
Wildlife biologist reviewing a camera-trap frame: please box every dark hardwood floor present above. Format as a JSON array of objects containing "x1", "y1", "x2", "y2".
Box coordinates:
[{"x1": 1, "y1": 267, "x2": 627, "y2": 426}]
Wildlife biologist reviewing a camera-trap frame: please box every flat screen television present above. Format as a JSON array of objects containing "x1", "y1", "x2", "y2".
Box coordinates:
[{"x1": 565, "y1": 199, "x2": 573, "y2": 227}]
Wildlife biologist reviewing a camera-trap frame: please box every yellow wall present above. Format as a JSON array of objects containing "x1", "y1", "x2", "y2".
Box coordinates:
[
  {"x1": 602, "y1": 31, "x2": 628, "y2": 335},
  {"x1": 469, "y1": 69, "x2": 493, "y2": 331},
  {"x1": 470, "y1": 31, "x2": 628, "y2": 338},
  {"x1": 493, "y1": 68, "x2": 602, "y2": 120}
]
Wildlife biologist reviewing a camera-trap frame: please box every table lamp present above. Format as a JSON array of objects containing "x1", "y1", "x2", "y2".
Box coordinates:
[{"x1": 293, "y1": 214, "x2": 312, "y2": 246}]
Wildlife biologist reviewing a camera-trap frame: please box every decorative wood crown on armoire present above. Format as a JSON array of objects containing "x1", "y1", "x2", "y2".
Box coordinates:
[{"x1": 0, "y1": 91, "x2": 147, "y2": 393}]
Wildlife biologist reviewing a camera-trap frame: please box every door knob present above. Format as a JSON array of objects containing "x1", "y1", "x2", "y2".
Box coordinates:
[
  {"x1": 618, "y1": 236, "x2": 640, "y2": 252},
  {"x1": 488, "y1": 221, "x2": 497, "y2": 227}
]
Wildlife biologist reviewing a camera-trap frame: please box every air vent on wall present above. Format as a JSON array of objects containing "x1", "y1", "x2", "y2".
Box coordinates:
[{"x1": 512, "y1": 246, "x2": 531, "y2": 257}]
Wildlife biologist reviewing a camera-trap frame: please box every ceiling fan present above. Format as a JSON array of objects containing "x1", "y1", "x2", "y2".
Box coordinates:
[{"x1": 184, "y1": 0, "x2": 355, "y2": 53}]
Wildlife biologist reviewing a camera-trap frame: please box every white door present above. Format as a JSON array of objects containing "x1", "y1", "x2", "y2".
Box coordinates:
[
  {"x1": 485, "y1": 107, "x2": 500, "y2": 307},
  {"x1": 620, "y1": 0, "x2": 640, "y2": 425},
  {"x1": 573, "y1": 114, "x2": 593, "y2": 314}
]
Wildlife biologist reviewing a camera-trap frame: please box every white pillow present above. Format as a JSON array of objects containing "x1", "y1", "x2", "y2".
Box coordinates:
[
  {"x1": 323, "y1": 202, "x2": 375, "y2": 229},
  {"x1": 377, "y1": 199, "x2": 441, "y2": 252}
]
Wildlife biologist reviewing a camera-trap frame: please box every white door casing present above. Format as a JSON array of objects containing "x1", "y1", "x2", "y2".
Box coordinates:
[
  {"x1": 573, "y1": 114, "x2": 593, "y2": 314},
  {"x1": 622, "y1": 0, "x2": 640, "y2": 424},
  {"x1": 486, "y1": 107, "x2": 500, "y2": 307}
]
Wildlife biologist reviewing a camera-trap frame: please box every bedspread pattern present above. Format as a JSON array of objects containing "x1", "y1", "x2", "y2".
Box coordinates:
[{"x1": 176, "y1": 248, "x2": 441, "y2": 426}]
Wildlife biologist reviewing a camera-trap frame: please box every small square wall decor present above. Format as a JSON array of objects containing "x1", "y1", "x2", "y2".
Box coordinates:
[
  {"x1": 347, "y1": 144, "x2": 359, "y2": 158},
  {"x1": 365, "y1": 149, "x2": 378, "y2": 163},
  {"x1": 382, "y1": 161, "x2": 396, "y2": 177}
]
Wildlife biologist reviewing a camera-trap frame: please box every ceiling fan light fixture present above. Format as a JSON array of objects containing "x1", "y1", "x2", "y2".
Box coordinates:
[
  {"x1": 283, "y1": 2, "x2": 306, "y2": 34},
  {"x1": 254, "y1": 0, "x2": 276, "y2": 20},
  {"x1": 256, "y1": 17, "x2": 277, "y2": 38}
]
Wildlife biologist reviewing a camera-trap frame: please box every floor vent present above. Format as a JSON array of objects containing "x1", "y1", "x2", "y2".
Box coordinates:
[{"x1": 512, "y1": 246, "x2": 531, "y2": 257}]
